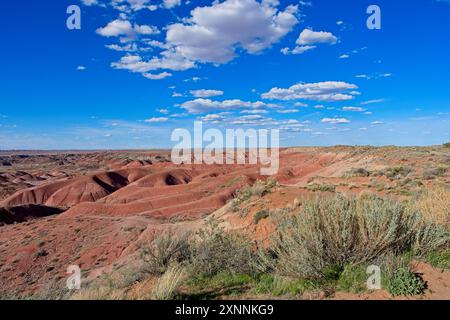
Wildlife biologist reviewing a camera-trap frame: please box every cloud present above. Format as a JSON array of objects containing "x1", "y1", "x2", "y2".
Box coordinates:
[
  {"x1": 297, "y1": 28, "x2": 337, "y2": 46},
  {"x1": 165, "y1": 0, "x2": 299, "y2": 64},
  {"x1": 282, "y1": 45, "x2": 316, "y2": 55},
  {"x1": 143, "y1": 71, "x2": 172, "y2": 80},
  {"x1": 321, "y1": 118, "x2": 350, "y2": 124},
  {"x1": 277, "y1": 109, "x2": 299, "y2": 114},
  {"x1": 111, "y1": 0, "x2": 158, "y2": 12},
  {"x1": 355, "y1": 73, "x2": 392, "y2": 80},
  {"x1": 76, "y1": 65, "x2": 86, "y2": 71},
  {"x1": 190, "y1": 89, "x2": 224, "y2": 98},
  {"x1": 339, "y1": 54, "x2": 349, "y2": 59},
  {"x1": 163, "y1": 0, "x2": 181, "y2": 9},
  {"x1": 371, "y1": 121, "x2": 384, "y2": 125},
  {"x1": 283, "y1": 28, "x2": 337, "y2": 55},
  {"x1": 181, "y1": 98, "x2": 277, "y2": 114},
  {"x1": 360, "y1": 99, "x2": 385, "y2": 105},
  {"x1": 81, "y1": 0, "x2": 98, "y2": 6},
  {"x1": 342, "y1": 106, "x2": 365, "y2": 112},
  {"x1": 144, "y1": 117, "x2": 169, "y2": 123},
  {"x1": 157, "y1": 109, "x2": 169, "y2": 114},
  {"x1": 261, "y1": 81, "x2": 358, "y2": 102},
  {"x1": 111, "y1": 50, "x2": 195, "y2": 74},
  {"x1": 96, "y1": 19, "x2": 159, "y2": 40}
]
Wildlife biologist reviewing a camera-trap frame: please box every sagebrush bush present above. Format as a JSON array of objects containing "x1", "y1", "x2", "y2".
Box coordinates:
[
  {"x1": 263, "y1": 195, "x2": 449, "y2": 279},
  {"x1": 140, "y1": 230, "x2": 191, "y2": 275},
  {"x1": 189, "y1": 218, "x2": 258, "y2": 277}
]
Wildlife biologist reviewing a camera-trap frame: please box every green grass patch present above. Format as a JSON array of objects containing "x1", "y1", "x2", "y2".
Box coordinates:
[{"x1": 424, "y1": 249, "x2": 450, "y2": 269}]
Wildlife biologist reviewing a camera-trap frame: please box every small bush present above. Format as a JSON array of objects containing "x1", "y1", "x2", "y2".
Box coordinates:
[
  {"x1": 140, "y1": 230, "x2": 191, "y2": 275},
  {"x1": 254, "y1": 210, "x2": 270, "y2": 224},
  {"x1": 423, "y1": 166, "x2": 448, "y2": 180},
  {"x1": 344, "y1": 168, "x2": 370, "y2": 178},
  {"x1": 305, "y1": 183, "x2": 336, "y2": 192},
  {"x1": 387, "y1": 267, "x2": 426, "y2": 296},
  {"x1": 443, "y1": 142, "x2": 450, "y2": 148},
  {"x1": 189, "y1": 218, "x2": 257, "y2": 277}
]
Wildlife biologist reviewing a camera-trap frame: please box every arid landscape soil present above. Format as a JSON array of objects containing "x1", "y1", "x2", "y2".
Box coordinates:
[{"x1": 0, "y1": 146, "x2": 449, "y2": 300}]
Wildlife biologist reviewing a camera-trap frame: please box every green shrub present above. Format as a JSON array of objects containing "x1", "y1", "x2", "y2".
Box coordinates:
[
  {"x1": 263, "y1": 195, "x2": 448, "y2": 280},
  {"x1": 387, "y1": 267, "x2": 426, "y2": 296},
  {"x1": 189, "y1": 218, "x2": 257, "y2": 277},
  {"x1": 140, "y1": 230, "x2": 191, "y2": 275},
  {"x1": 254, "y1": 210, "x2": 270, "y2": 224},
  {"x1": 443, "y1": 142, "x2": 450, "y2": 148}
]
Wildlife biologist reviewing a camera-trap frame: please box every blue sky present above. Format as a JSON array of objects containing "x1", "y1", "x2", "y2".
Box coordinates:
[{"x1": 0, "y1": 0, "x2": 449, "y2": 149}]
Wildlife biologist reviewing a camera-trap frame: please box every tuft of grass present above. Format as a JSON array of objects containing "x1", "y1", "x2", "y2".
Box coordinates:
[
  {"x1": 414, "y1": 186, "x2": 450, "y2": 230},
  {"x1": 424, "y1": 249, "x2": 450, "y2": 269},
  {"x1": 254, "y1": 274, "x2": 314, "y2": 297},
  {"x1": 151, "y1": 264, "x2": 187, "y2": 300},
  {"x1": 337, "y1": 264, "x2": 367, "y2": 294}
]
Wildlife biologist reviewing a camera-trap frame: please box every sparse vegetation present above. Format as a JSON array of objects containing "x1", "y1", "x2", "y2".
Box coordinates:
[
  {"x1": 305, "y1": 182, "x2": 336, "y2": 192},
  {"x1": 343, "y1": 168, "x2": 370, "y2": 178},
  {"x1": 151, "y1": 264, "x2": 187, "y2": 300},
  {"x1": 230, "y1": 178, "x2": 278, "y2": 212},
  {"x1": 254, "y1": 210, "x2": 270, "y2": 224},
  {"x1": 443, "y1": 142, "x2": 450, "y2": 148},
  {"x1": 260, "y1": 196, "x2": 448, "y2": 280},
  {"x1": 140, "y1": 230, "x2": 191, "y2": 275},
  {"x1": 386, "y1": 267, "x2": 426, "y2": 296}
]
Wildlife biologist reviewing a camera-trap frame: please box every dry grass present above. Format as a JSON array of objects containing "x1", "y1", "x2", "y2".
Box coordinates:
[
  {"x1": 70, "y1": 286, "x2": 127, "y2": 300},
  {"x1": 151, "y1": 264, "x2": 187, "y2": 300},
  {"x1": 414, "y1": 186, "x2": 450, "y2": 230}
]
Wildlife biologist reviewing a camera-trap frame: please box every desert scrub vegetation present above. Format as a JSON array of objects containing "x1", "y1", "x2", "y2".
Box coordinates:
[
  {"x1": 188, "y1": 218, "x2": 258, "y2": 277},
  {"x1": 253, "y1": 210, "x2": 270, "y2": 224},
  {"x1": 414, "y1": 186, "x2": 450, "y2": 229},
  {"x1": 229, "y1": 178, "x2": 278, "y2": 212},
  {"x1": 343, "y1": 167, "x2": 371, "y2": 178},
  {"x1": 305, "y1": 182, "x2": 336, "y2": 192},
  {"x1": 140, "y1": 230, "x2": 191, "y2": 275},
  {"x1": 151, "y1": 264, "x2": 188, "y2": 300},
  {"x1": 259, "y1": 195, "x2": 448, "y2": 291},
  {"x1": 373, "y1": 166, "x2": 413, "y2": 180},
  {"x1": 443, "y1": 142, "x2": 450, "y2": 148}
]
